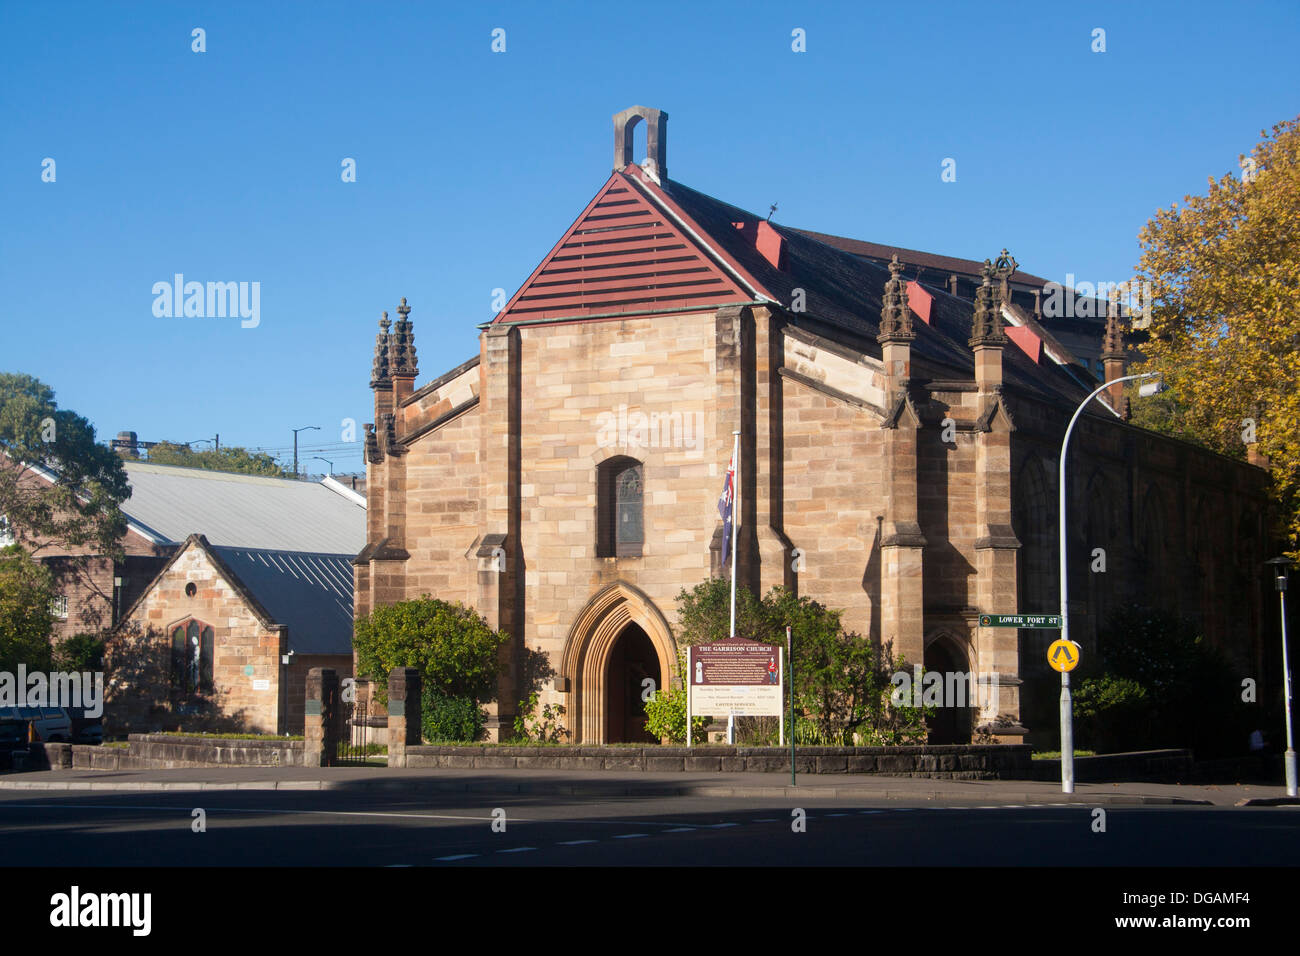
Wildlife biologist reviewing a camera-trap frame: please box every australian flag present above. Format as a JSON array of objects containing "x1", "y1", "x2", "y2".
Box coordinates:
[{"x1": 718, "y1": 450, "x2": 735, "y2": 567}]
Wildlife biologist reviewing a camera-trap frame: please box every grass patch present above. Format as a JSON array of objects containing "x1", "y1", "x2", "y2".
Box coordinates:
[
  {"x1": 1032, "y1": 750, "x2": 1097, "y2": 759},
  {"x1": 103, "y1": 741, "x2": 129, "y2": 749},
  {"x1": 157, "y1": 731, "x2": 304, "y2": 741}
]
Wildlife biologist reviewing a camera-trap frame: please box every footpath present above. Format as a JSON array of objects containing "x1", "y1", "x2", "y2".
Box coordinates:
[{"x1": 0, "y1": 766, "x2": 1292, "y2": 807}]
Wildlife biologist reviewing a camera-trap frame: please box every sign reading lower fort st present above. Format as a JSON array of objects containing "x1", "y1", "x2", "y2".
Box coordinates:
[
  {"x1": 978, "y1": 613, "x2": 1062, "y2": 629},
  {"x1": 688, "y1": 638, "x2": 783, "y2": 718}
]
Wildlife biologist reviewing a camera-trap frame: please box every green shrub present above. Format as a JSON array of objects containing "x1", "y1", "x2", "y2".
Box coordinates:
[
  {"x1": 1074, "y1": 674, "x2": 1151, "y2": 752},
  {"x1": 354, "y1": 596, "x2": 509, "y2": 737},
  {"x1": 644, "y1": 654, "x2": 709, "y2": 743},
  {"x1": 421, "y1": 688, "x2": 487, "y2": 743},
  {"x1": 673, "y1": 579, "x2": 930, "y2": 745},
  {"x1": 513, "y1": 691, "x2": 569, "y2": 744}
]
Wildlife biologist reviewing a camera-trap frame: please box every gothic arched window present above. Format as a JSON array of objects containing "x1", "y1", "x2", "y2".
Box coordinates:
[
  {"x1": 170, "y1": 619, "x2": 214, "y2": 695},
  {"x1": 597, "y1": 457, "x2": 643, "y2": 558}
]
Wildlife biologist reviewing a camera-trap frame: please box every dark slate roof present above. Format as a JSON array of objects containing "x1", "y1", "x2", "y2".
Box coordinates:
[
  {"x1": 785, "y1": 228, "x2": 1054, "y2": 289},
  {"x1": 654, "y1": 176, "x2": 1101, "y2": 411},
  {"x1": 210, "y1": 546, "x2": 355, "y2": 656}
]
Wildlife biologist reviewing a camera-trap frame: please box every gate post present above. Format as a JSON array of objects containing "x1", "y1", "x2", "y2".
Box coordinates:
[
  {"x1": 387, "y1": 667, "x2": 422, "y2": 768},
  {"x1": 304, "y1": 667, "x2": 340, "y2": 768}
]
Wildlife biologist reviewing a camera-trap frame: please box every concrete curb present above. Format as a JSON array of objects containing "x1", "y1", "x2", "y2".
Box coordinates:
[
  {"x1": 0, "y1": 776, "x2": 1211, "y2": 804},
  {"x1": 1235, "y1": 796, "x2": 1300, "y2": 806}
]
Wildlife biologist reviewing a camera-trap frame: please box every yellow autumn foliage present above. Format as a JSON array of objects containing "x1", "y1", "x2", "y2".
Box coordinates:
[{"x1": 1135, "y1": 117, "x2": 1300, "y2": 560}]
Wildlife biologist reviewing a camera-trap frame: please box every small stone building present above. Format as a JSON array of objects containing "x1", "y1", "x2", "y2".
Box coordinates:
[
  {"x1": 354, "y1": 106, "x2": 1276, "y2": 746},
  {"x1": 104, "y1": 464, "x2": 365, "y2": 734}
]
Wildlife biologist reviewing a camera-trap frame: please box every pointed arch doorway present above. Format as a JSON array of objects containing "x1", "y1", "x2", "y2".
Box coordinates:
[
  {"x1": 561, "y1": 583, "x2": 676, "y2": 744},
  {"x1": 924, "y1": 635, "x2": 973, "y2": 744}
]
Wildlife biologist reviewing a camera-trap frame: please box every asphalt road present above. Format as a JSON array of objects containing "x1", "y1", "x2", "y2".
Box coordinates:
[{"x1": 2, "y1": 787, "x2": 1297, "y2": 867}]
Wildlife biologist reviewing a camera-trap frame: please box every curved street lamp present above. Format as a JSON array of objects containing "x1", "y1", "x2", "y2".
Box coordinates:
[
  {"x1": 1058, "y1": 372, "x2": 1159, "y2": 793},
  {"x1": 292, "y1": 425, "x2": 320, "y2": 478}
]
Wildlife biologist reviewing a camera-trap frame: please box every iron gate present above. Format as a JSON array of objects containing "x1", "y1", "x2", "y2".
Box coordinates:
[{"x1": 333, "y1": 699, "x2": 370, "y2": 765}]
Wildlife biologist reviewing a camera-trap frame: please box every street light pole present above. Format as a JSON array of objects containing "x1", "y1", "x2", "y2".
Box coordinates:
[
  {"x1": 292, "y1": 425, "x2": 320, "y2": 479},
  {"x1": 1059, "y1": 372, "x2": 1158, "y2": 794},
  {"x1": 310, "y1": 456, "x2": 335, "y2": 476},
  {"x1": 1266, "y1": 557, "x2": 1296, "y2": 797}
]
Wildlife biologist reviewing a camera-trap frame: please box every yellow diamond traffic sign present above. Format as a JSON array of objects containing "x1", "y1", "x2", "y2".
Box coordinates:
[{"x1": 1047, "y1": 639, "x2": 1080, "y2": 673}]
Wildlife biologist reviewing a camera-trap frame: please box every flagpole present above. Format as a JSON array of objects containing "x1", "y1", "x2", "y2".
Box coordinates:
[
  {"x1": 728, "y1": 430, "x2": 739, "y2": 639},
  {"x1": 727, "y1": 430, "x2": 739, "y2": 745}
]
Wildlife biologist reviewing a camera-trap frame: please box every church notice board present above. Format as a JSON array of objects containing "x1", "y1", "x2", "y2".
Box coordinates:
[{"x1": 687, "y1": 637, "x2": 783, "y2": 717}]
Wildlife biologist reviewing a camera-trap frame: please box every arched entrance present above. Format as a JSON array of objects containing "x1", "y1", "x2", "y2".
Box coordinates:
[
  {"x1": 605, "y1": 623, "x2": 661, "y2": 743},
  {"x1": 561, "y1": 582, "x2": 676, "y2": 743},
  {"x1": 924, "y1": 636, "x2": 972, "y2": 744}
]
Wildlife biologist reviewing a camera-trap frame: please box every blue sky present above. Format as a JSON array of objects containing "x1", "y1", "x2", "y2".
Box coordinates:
[{"x1": 2, "y1": 0, "x2": 1296, "y2": 476}]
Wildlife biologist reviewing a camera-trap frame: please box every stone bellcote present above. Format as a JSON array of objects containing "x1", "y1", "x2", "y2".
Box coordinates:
[{"x1": 613, "y1": 106, "x2": 668, "y2": 184}]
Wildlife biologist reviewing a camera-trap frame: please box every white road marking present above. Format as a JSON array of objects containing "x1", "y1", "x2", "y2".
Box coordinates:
[
  {"x1": 497, "y1": 847, "x2": 536, "y2": 854},
  {"x1": 613, "y1": 833, "x2": 648, "y2": 839},
  {"x1": 435, "y1": 854, "x2": 478, "y2": 861},
  {"x1": 557, "y1": 839, "x2": 598, "y2": 845}
]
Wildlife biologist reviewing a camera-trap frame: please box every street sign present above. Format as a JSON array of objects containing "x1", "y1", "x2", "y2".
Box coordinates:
[
  {"x1": 979, "y1": 613, "x2": 1062, "y2": 629},
  {"x1": 1047, "y1": 639, "x2": 1081, "y2": 673}
]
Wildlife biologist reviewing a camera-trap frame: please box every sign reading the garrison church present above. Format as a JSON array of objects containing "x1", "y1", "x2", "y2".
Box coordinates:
[
  {"x1": 1047, "y1": 639, "x2": 1081, "y2": 673},
  {"x1": 979, "y1": 613, "x2": 1062, "y2": 629},
  {"x1": 688, "y1": 638, "x2": 783, "y2": 717}
]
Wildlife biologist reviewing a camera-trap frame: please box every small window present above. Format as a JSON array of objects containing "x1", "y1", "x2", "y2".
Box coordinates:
[
  {"x1": 49, "y1": 595, "x2": 68, "y2": 620},
  {"x1": 0, "y1": 514, "x2": 12, "y2": 547},
  {"x1": 596, "y1": 457, "x2": 644, "y2": 558}
]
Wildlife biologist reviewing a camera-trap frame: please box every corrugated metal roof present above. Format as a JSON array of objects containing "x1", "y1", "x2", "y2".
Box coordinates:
[
  {"x1": 121, "y1": 461, "x2": 366, "y2": 553},
  {"x1": 210, "y1": 546, "x2": 355, "y2": 655}
]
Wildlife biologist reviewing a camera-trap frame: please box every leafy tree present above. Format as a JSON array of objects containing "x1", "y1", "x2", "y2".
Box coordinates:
[
  {"x1": 52, "y1": 632, "x2": 105, "y2": 672},
  {"x1": 146, "y1": 441, "x2": 288, "y2": 478},
  {"x1": 1133, "y1": 117, "x2": 1300, "y2": 557},
  {"x1": 0, "y1": 544, "x2": 55, "y2": 672},
  {"x1": 352, "y1": 596, "x2": 509, "y2": 720},
  {"x1": 0, "y1": 372, "x2": 128, "y2": 558}
]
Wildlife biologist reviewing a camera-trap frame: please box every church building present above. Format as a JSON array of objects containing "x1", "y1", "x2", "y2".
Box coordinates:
[{"x1": 354, "y1": 106, "x2": 1273, "y2": 746}]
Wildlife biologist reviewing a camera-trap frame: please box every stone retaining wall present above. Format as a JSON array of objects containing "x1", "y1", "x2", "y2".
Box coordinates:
[
  {"x1": 404, "y1": 744, "x2": 1032, "y2": 778},
  {"x1": 1025, "y1": 749, "x2": 1193, "y2": 783},
  {"x1": 28, "y1": 735, "x2": 305, "y2": 771}
]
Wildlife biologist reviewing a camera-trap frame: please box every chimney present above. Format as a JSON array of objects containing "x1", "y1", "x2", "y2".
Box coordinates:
[
  {"x1": 948, "y1": 274, "x2": 960, "y2": 297},
  {"x1": 112, "y1": 431, "x2": 139, "y2": 459}
]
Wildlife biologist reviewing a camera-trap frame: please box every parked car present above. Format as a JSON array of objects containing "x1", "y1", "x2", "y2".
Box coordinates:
[
  {"x1": 0, "y1": 707, "x2": 73, "y2": 743},
  {"x1": 68, "y1": 708, "x2": 103, "y2": 745},
  {"x1": 0, "y1": 717, "x2": 29, "y2": 769}
]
